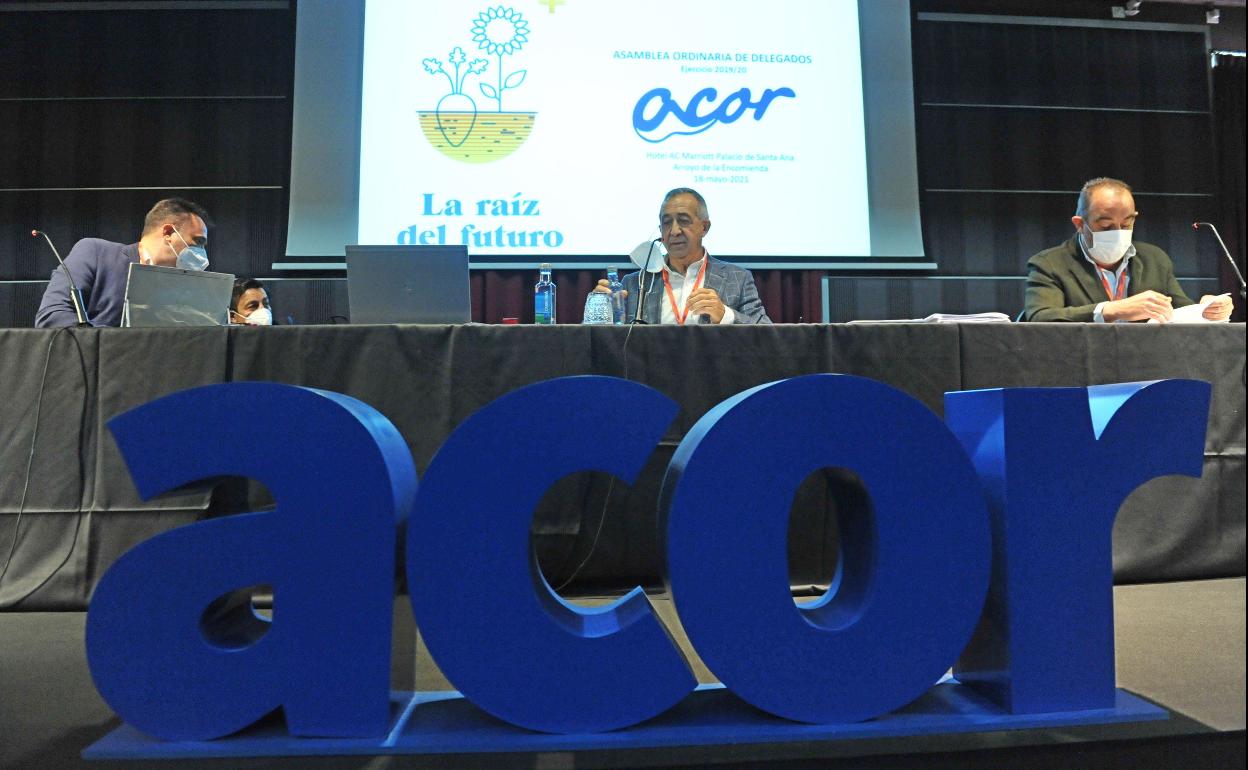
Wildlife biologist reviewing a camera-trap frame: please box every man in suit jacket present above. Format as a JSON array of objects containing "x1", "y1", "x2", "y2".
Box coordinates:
[
  {"x1": 35, "y1": 198, "x2": 211, "y2": 328},
  {"x1": 599, "y1": 188, "x2": 770, "y2": 324},
  {"x1": 1022, "y1": 178, "x2": 1232, "y2": 322}
]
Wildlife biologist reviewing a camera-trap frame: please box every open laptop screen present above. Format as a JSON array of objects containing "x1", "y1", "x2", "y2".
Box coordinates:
[{"x1": 122, "y1": 264, "x2": 235, "y2": 328}]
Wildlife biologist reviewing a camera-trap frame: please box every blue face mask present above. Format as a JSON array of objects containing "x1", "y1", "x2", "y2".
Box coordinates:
[{"x1": 170, "y1": 227, "x2": 209, "y2": 271}]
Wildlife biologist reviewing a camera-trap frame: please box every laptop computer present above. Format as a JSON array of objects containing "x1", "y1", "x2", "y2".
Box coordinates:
[
  {"x1": 345, "y1": 245, "x2": 471, "y2": 324},
  {"x1": 121, "y1": 263, "x2": 235, "y2": 328}
]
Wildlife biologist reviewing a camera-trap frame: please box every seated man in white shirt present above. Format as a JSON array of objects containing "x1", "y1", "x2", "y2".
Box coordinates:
[{"x1": 594, "y1": 188, "x2": 771, "y2": 324}]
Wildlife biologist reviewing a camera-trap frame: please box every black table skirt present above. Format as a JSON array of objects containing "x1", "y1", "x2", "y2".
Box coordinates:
[{"x1": 1, "y1": 323, "x2": 1243, "y2": 609}]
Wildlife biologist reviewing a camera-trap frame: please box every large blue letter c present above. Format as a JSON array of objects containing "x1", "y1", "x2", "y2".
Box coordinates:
[{"x1": 407, "y1": 376, "x2": 696, "y2": 733}]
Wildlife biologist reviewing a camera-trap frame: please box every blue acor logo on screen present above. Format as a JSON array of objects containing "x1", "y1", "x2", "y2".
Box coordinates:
[{"x1": 632, "y1": 86, "x2": 796, "y2": 143}]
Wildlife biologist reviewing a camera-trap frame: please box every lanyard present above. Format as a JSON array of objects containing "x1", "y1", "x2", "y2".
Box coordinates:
[
  {"x1": 661, "y1": 259, "x2": 709, "y2": 325},
  {"x1": 1097, "y1": 266, "x2": 1128, "y2": 302}
]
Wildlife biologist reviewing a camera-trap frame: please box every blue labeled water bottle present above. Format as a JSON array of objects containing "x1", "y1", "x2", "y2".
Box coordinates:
[
  {"x1": 534, "y1": 263, "x2": 556, "y2": 324},
  {"x1": 606, "y1": 266, "x2": 626, "y2": 325}
]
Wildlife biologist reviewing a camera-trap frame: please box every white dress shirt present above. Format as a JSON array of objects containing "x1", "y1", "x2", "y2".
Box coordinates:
[{"x1": 660, "y1": 253, "x2": 736, "y2": 325}]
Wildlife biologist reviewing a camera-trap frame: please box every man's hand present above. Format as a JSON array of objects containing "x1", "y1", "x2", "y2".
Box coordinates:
[
  {"x1": 1200, "y1": 294, "x2": 1233, "y2": 321},
  {"x1": 1102, "y1": 290, "x2": 1173, "y2": 323},
  {"x1": 592, "y1": 278, "x2": 627, "y2": 297},
  {"x1": 686, "y1": 287, "x2": 726, "y2": 324}
]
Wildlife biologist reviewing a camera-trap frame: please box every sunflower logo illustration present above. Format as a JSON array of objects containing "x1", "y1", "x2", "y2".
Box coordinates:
[
  {"x1": 471, "y1": 5, "x2": 529, "y2": 112},
  {"x1": 418, "y1": 6, "x2": 536, "y2": 164}
]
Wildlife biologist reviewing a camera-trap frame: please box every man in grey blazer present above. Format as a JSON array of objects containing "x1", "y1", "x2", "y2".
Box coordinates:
[{"x1": 597, "y1": 188, "x2": 771, "y2": 324}]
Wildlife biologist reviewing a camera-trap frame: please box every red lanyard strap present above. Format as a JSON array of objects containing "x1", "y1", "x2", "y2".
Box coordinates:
[
  {"x1": 1097, "y1": 268, "x2": 1127, "y2": 302},
  {"x1": 661, "y1": 259, "x2": 709, "y2": 325}
]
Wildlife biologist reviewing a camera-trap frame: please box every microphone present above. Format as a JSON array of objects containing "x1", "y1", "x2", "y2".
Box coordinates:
[
  {"x1": 629, "y1": 238, "x2": 665, "y2": 324},
  {"x1": 1193, "y1": 222, "x2": 1246, "y2": 299},
  {"x1": 31, "y1": 230, "x2": 89, "y2": 326}
]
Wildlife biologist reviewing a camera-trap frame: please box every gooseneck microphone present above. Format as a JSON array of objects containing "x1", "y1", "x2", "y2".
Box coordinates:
[
  {"x1": 31, "y1": 229, "x2": 89, "y2": 326},
  {"x1": 1193, "y1": 222, "x2": 1247, "y2": 300}
]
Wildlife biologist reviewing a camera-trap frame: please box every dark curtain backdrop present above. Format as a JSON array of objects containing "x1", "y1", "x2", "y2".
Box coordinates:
[
  {"x1": 1213, "y1": 54, "x2": 1246, "y2": 322},
  {"x1": 470, "y1": 268, "x2": 824, "y2": 324},
  {"x1": 912, "y1": 18, "x2": 1220, "y2": 302}
]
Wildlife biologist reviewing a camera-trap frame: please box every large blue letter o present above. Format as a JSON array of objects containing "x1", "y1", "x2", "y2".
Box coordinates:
[{"x1": 664, "y1": 374, "x2": 991, "y2": 723}]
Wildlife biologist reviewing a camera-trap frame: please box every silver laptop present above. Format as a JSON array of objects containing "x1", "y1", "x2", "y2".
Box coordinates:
[
  {"x1": 121, "y1": 263, "x2": 235, "y2": 328},
  {"x1": 345, "y1": 245, "x2": 471, "y2": 324}
]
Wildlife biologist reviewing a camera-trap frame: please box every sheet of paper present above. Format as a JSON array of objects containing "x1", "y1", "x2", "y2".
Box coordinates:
[
  {"x1": 847, "y1": 312, "x2": 1011, "y2": 324},
  {"x1": 1148, "y1": 297, "x2": 1231, "y2": 324}
]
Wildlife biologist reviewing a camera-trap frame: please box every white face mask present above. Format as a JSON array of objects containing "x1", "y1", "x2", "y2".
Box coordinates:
[
  {"x1": 1082, "y1": 227, "x2": 1132, "y2": 266},
  {"x1": 170, "y1": 227, "x2": 209, "y2": 271},
  {"x1": 243, "y1": 306, "x2": 273, "y2": 326}
]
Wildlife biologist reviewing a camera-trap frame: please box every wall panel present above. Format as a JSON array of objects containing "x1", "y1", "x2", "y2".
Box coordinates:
[
  {"x1": 0, "y1": 2, "x2": 293, "y2": 314},
  {"x1": 899, "y1": 10, "x2": 1221, "y2": 324}
]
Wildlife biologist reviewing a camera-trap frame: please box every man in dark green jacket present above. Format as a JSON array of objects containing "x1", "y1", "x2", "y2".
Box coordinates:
[{"x1": 1022, "y1": 178, "x2": 1233, "y2": 322}]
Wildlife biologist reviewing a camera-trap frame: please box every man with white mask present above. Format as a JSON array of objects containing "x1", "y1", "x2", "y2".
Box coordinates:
[
  {"x1": 35, "y1": 198, "x2": 211, "y2": 328},
  {"x1": 230, "y1": 278, "x2": 273, "y2": 326},
  {"x1": 1022, "y1": 177, "x2": 1232, "y2": 323}
]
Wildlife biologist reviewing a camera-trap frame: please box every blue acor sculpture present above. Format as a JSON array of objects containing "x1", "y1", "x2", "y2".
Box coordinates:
[
  {"x1": 663, "y1": 374, "x2": 991, "y2": 724},
  {"x1": 87, "y1": 383, "x2": 416, "y2": 741},
  {"x1": 945, "y1": 379, "x2": 1210, "y2": 713},
  {"x1": 407, "y1": 376, "x2": 696, "y2": 733},
  {"x1": 82, "y1": 375, "x2": 1210, "y2": 742}
]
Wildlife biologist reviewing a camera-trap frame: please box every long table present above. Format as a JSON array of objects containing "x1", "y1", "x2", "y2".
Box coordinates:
[{"x1": 1, "y1": 323, "x2": 1243, "y2": 609}]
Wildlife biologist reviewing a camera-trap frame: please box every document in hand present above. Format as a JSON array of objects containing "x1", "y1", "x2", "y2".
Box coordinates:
[{"x1": 1148, "y1": 297, "x2": 1232, "y2": 324}]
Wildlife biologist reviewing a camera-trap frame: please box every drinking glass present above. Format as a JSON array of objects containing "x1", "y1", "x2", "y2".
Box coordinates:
[{"x1": 582, "y1": 291, "x2": 613, "y2": 324}]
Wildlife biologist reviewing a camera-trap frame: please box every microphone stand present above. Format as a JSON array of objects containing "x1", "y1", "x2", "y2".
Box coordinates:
[
  {"x1": 632, "y1": 240, "x2": 659, "y2": 325},
  {"x1": 32, "y1": 230, "x2": 89, "y2": 326},
  {"x1": 1194, "y1": 222, "x2": 1247, "y2": 300}
]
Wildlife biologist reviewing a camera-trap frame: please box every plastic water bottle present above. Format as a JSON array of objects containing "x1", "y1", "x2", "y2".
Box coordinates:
[
  {"x1": 606, "y1": 266, "x2": 626, "y2": 324},
  {"x1": 534, "y1": 263, "x2": 556, "y2": 324}
]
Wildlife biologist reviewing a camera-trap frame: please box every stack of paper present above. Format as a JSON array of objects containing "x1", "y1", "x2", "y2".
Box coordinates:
[{"x1": 848, "y1": 312, "x2": 1012, "y2": 324}]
